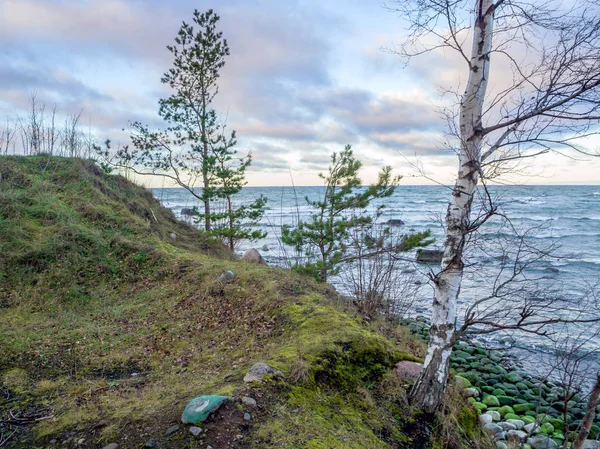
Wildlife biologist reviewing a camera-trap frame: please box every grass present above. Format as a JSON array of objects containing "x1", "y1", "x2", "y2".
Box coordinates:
[{"x1": 0, "y1": 155, "x2": 488, "y2": 448}]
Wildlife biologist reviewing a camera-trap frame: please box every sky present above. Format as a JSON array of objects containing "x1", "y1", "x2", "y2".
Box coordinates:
[{"x1": 1, "y1": 0, "x2": 599, "y2": 186}]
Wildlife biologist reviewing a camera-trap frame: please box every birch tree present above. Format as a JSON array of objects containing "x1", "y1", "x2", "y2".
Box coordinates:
[{"x1": 389, "y1": 0, "x2": 600, "y2": 413}]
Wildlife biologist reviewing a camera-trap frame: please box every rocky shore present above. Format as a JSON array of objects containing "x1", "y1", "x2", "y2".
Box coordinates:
[{"x1": 402, "y1": 317, "x2": 600, "y2": 449}]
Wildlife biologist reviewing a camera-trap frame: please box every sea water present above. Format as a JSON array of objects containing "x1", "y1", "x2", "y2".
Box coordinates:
[{"x1": 152, "y1": 185, "x2": 600, "y2": 372}]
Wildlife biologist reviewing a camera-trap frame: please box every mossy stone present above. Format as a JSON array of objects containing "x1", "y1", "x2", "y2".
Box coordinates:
[
  {"x1": 483, "y1": 395, "x2": 500, "y2": 407},
  {"x1": 455, "y1": 375, "x2": 472, "y2": 388},
  {"x1": 504, "y1": 373, "x2": 522, "y2": 383},
  {"x1": 473, "y1": 402, "x2": 487, "y2": 413},
  {"x1": 521, "y1": 415, "x2": 535, "y2": 425},
  {"x1": 504, "y1": 413, "x2": 520, "y2": 420},
  {"x1": 513, "y1": 403, "x2": 534, "y2": 413},
  {"x1": 498, "y1": 405, "x2": 514, "y2": 417},
  {"x1": 540, "y1": 422, "x2": 554, "y2": 434},
  {"x1": 497, "y1": 396, "x2": 515, "y2": 406}
]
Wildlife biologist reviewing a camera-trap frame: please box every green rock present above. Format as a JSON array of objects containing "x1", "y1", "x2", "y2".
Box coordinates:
[
  {"x1": 473, "y1": 402, "x2": 487, "y2": 412},
  {"x1": 549, "y1": 418, "x2": 565, "y2": 431},
  {"x1": 454, "y1": 350, "x2": 471, "y2": 360},
  {"x1": 482, "y1": 386, "x2": 495, "y2": 394},
  {"x1": 521, "y1": 415, "x2": 535, "y2": 424},
  {"x1": 497, "y1": 395, "x2": 515, "y2": 405},
  {"x1": 516, "y1": 382, "x2": 529, "y2": 391},
  {"x1": 504, "y1": 413, "x2": 520, "y2": 420},
  {"x1": 181, "y1": 395, "x2": 229, "y2": 424},
  {"x1": 591, "y1": 424, "x2": 599, "y2": 439},
  {"x1": 455, "y1": 375, "x2": 472, "y2": 388},
  {"x1": 492, "y1": 388, "x2": 506, "y2": 396},
  {"x1": 513, "y1": 403, "x2": 534, "y2": 413},
  {"x1": 498, "y1": 405, "x2": 514, "y2": 417},
  {"x1": 483, "y1": 395, "x2": 500, "y2": 407},
  {"x1": 540, "y1": 422, "x2": 554, "y2": 435},
  {"x1": 504, "y1": 372, "x2": 522, "y2": 383}
]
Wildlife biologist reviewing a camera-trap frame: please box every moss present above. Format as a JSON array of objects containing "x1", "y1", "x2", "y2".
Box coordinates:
[{"x1": 0, "y1": 156, "x2": 476, "y2": 449}]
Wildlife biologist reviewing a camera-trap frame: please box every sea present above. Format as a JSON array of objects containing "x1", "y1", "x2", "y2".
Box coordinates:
[{"x1": 151, "y1": 185, "x2": 600, "y2": 378}]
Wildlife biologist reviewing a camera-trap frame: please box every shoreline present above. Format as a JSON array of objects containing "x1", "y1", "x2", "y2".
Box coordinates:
[{"x1": 402, "y1": 317, "x2": 599, "y2": 448}]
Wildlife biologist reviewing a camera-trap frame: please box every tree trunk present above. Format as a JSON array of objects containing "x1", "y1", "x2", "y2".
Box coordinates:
[
  {"x1": 202, "y1": 137, "x2": 211, "y2": 232},
  {"x1": 572, "y1": 373, "x2": 600, "y2": 449},
  {"x1": 410, "y1": 0, "x2": 495, "y2": 413}
]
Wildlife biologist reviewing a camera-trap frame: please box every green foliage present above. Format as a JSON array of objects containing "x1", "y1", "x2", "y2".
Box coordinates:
[
  {"x1": 282, "y1": 145, "x2": 431, "y2": 282},
  {"x1": 99, "y1": 8, "x2": 266, "y2": 249}
]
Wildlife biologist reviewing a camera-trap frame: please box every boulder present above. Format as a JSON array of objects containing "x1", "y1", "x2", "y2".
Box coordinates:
[
  {"x1": 241, "y1": 248, "x2": 267, "y2": 265},
  {"x1": 582, "y1": 441, "x2": 600, "y2": 449},
  {"x1": 386, "y1": 219, "x2": 405, "y2": 226},
  {"x1": 487, "y1": 410, "x2": 502, "y2": 422},
  {"x1": 506, "y1": 419, "x2": 525, "y2": 430},
  {"x1": 394, "y1": 361, "x2": 424, "y2": 382},
  {"x1": 218, "y1": 270, "x2": 235, "y2": 281},
  {"x1": 479, "y1": 414, "x2": 494, "y2": 425},
  {"x1": 181, "y1": 208, "x2": 195, "y2": 216},
  {"x1": 416, "y1": 249, "x2": 443, "y2": 264},
  {"x1": 464, "y1": 387, "x2": 480, "y2": 398},
  {"x1": 244, "y1": 362, "x2": 284, "y2": 382},
  {"x1": 485, "y1": 423, "x2": 504, "y2": 436},
  {"x1": 169, "y1": 233, "x2": 177, "y2": 241},
  {"x1": 526, "y1": 435, "x2": 558, "y2": 449},
  {"x1": 507, "y1": 429, "x2": 528, "y2": 441},
  {"x1": 483, "y1": 395, "x2": 501, "y2": 407},
  {"x1": 181, "y1": 396, "x2": 229, "y2": 424},
  {"x1": 498, "y1": 422, "x2": 517, "y2": 431}
]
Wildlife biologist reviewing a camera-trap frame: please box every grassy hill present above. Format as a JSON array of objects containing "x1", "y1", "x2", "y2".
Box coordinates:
[{"x1": 0, "y1": 156, "x2": 485, "y2": 448}]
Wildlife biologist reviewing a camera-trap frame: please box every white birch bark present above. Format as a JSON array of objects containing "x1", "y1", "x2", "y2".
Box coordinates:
[{"x1": 410, "y1": 0, "x2": 496, "y2": 413}]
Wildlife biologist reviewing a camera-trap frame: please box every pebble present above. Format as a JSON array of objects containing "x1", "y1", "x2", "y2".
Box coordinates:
[
  {"x1": 218, "y1": 270, "x2": 235, "y2": 281},
  {"x1": 102, "y1": 444, "x2": 119, "y2": 449},
  {"x1": 244, "y1": 412, "x2": 252, "y2": 421},
  {"x1": 484, "y1": 423, "x2": 503, "y2": 436},
  {"x1": 165, "y1": 424, "x2": 180, "y2": 436},
  {"x1": 479, "y1": 414, "x2": 493, "y2": 425},
  {"x1": 242, "y1": 396, "x2": 257, "y2": 407},
  {"x1": 190, "y1": 426, "x2": 202, "y2": 437},
  {"x1": 507, "y1": 430, "x2": 527, "y2": 441}
]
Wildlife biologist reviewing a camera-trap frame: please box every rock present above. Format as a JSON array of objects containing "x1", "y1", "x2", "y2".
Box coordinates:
[
  {"x1": 498, "y1": 405, "x2": 515, "y2": 417},
  {"x1": 455, "y1": 375, "x2": 472, "y2": 388},
  {"x1": 416, "y1": 249, "x2": 443, "y2": 264},
  {"x1": 527, "y1": 435, "x2": 558, "y2": 449},
  {"x1": 169, "y1": 232, "x2": 177, "y2": 241},
  {"x1": 582, "y1": 441, "x2": 600, "y2": 449},
  {"x1": 218, "y1": 270, "x2": 235, "y2": 281},
  {"x1": 504, "y1": 373, "x2": 522, "y2": 383},
  {"x1": 102, "y1": 444, "x2": 119, "y2": 449},
  {"x1": 480, "y1": 414, "x2": 494, "y2": 425},
  {"x1": 496, "y1": 443, "x2": 508, "y2": 449},
  {"x1": 494, "y1": 431, "x2": 506, "y2": 440},
  {"x1": 241, "y1": 396, "x2": 257, "y2": 407},
  {"x1": 244, "y1": 362, "x2": 284, "y2": 382},
  {"x1": 189, "y1": 426, "x2": 202, "y2": 437},
  {"x1": 483, "y1": 395, "x2": 500, "y2": 407},
  {"x1": 485, "y1": 423, "x2": 504, "y2": 436},
  {"x1": 181, "y1": 396, "x2": 229, "y2": 424},
  {"x1": 386, "y1": 219, "x2": 405, "y2": 226},
  {"x1": 165, "y1": 424, "x2": 180, "y2": 436},
  {"x1": 498, "y1": 422, "x2": 517, "y2": 431},
  {"x1": 488, "y1": 411, "x2": 502, "y2": 422},
  {"x1": 394, "y1": 361, "x2": 424, "y2": 382},
  {"x1": 524, "y1": 423, "x2": 540, "y2": 434},
  {"x1": 244, "y1": 412, "x2": 252, "y2": 421},
  {"x1": 241, "y1": 248, "x2": 267, "y2": 265},
  {"x1": 506, "y1": 419, "x2": 525, "y2": 430},
  {"x1": 464, "y1": 387, "x2": 480, "y2": 398},
  {"x1": 181, "y1": 208, "x2": 195, "y2": 216},
  {"x1": 144, "y1": 441, "x2": 156, "y2": 448},
  {"x1": 514, "y1": 403, "x2": 535, "y2": 413},
  {"x1": 507, "y1": 430, "x2": 528, "y2": 441},
  {"x1": 261, "y1": 244, "x2": 270, "y2": 252}
]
